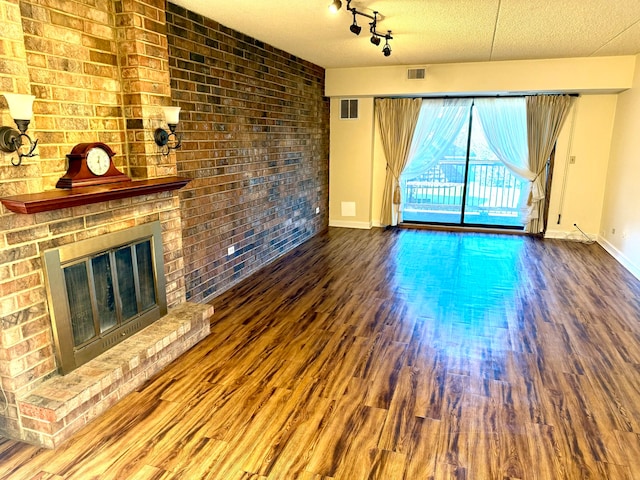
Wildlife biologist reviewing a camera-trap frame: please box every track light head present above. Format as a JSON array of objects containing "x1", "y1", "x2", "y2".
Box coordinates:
[
  {"x1": 382, "y1": 30, "x2": 392, "y2": 56},
  {"x1": 349, "y1": 11, "x2": 361, "y2": 35},
  {"x1": 328, "y1": 0, "x2": 342, "y2": 13},
  {"x1": 370, "y1": 35, "x2": 381, "y2": 46}
]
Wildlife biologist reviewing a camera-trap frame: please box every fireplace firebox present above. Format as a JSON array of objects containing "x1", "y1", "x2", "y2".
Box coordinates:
[{"x1": 43, "y1": 222, "x2": 167, "y2": 374}]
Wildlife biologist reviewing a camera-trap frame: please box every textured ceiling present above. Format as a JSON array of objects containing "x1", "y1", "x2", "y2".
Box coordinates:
[{"x1": 169, "y1": 1, "x2": 640, "y2": 68}]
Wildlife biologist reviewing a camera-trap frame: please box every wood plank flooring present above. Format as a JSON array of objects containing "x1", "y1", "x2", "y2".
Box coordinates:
[{"x1": 2, "y1": 227, "x2": 640, "y2": 479}]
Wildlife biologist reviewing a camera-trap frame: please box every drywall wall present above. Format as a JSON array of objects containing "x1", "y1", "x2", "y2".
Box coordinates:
[
  {"x1": 329, "y1": 97, "x2": 375, "y2": 228},
  {"x1": 327, "y1": 56, "x2": 633, "y2": 236},
  {"x1": 326, "y1": 56, "x2": 635, "y2": 98},
  {"x1": 599, "y1": 54, "x2": 640, "y2": 279},
  {"x1": 546, "y1": 94, "x2": 618, "y2": 240}
]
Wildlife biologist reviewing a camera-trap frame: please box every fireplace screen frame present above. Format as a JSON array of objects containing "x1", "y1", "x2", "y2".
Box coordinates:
[{"x1": 43, "y1": 222, "x2": 167, "y2": 374}]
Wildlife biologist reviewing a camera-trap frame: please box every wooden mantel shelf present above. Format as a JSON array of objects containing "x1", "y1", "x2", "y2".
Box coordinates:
[{"x1": 1, "y1": 176, "x2": 190, "y2": 214}]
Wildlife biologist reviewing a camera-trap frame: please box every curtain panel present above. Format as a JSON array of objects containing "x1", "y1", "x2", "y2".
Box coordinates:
[
  {"x1": 525, "y1": 95, "x2": 575, "y2": 234},
  {"x1": 375, "y1": 98, "x2": 422, "y2": 227},
  {"x1": 473, "y1": 97, "x2": 532, "y2": 221},
  {"x1": 401, "y1": 98, "x2": 473, "y2": 189}
]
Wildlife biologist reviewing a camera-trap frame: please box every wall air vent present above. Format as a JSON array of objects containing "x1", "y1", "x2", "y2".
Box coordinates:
[
  {"x1": 407, "y1": 68, "x2": 426, "y2": 80},
  {"x1": 340, "y1": 99, "x2": 358, "y2": 119}
]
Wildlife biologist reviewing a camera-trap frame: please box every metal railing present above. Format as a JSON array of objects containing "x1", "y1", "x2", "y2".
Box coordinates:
[{"x1": 403, "y1": 158, "x2": 526, "y2": 222}]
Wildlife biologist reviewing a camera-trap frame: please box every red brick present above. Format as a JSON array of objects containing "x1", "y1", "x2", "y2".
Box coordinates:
[{"x1": 18, "y1": 402, "x2": 57, "y2": 423}]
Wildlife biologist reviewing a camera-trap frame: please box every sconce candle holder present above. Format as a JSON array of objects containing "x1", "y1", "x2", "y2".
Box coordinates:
[
  {"x1": 154, "y1": 106, "x2": 182, "y2": 156},
  {"x1": 0, "y1": 93, "x2": 38, "y2": 166}
]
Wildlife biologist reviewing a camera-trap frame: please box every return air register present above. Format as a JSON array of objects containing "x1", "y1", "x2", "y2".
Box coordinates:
[
  {"x1": 407, "y1": 68, "x2": 426, "y2": 80},
  {"x1": 340, "y1": 99, "x2": 358, "y2": 119}
]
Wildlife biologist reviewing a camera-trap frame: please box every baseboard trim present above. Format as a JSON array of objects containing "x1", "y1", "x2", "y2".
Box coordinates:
[
  {"x1": 329, "y1": 220, "x2": 372, "y2": 229},
  {"x1": 544, "y1": 229, "x2": 569, "y2": 239},
  {"x1": 597, "y1": 236, "x2": 640, "y2": 281},
  {"x1": 544, "y1": 229, "x2": 597, "y2": 241}
]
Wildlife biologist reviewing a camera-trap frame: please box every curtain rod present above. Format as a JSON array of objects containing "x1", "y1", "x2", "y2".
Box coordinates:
[{"x1": 375, "y1": 93, "x2": 580, "y2": 100}]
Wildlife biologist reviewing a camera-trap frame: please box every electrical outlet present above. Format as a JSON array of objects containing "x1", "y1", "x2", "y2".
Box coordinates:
[
  {"x1": 569, "y1": 155, "x2": 576, "y2": 164},
  {"x1": 612, "y1": 228, "x2": 616, "y2": 235},
  {"x1": 227, "y1": 245, "x2": 235, "y2": 256},
  {"x1": 315, "y1": 207, "x2": 320, "y2": 214}
]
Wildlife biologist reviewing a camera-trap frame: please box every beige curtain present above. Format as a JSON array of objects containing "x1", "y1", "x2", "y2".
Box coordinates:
[
  {"x1": 525, "y1": 95, "x2": 575, "y2": 234},
  {"x1": 375, "y1": 98, "x2": 422, "y2": 226}
]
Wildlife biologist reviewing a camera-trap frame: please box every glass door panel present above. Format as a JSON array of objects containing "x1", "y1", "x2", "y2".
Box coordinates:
[
  {"x1": 92, "y1": 253, "x2": 117, "y2": 333},
  {"x1": 463, "y1": 118, "x2": 527, "y2": 227},
  {"x1": 64, "y1": 261, "x2": 95, "y2": 346},
  {"x1": 115, "y1": 246, "x2": 138, "y2": 320},
  {"x1": 136, "y1": 240, "x2": 157, "y2": 311},
  {"x1": 402, "y1": 122, "x2": 470, "y2": 224}
]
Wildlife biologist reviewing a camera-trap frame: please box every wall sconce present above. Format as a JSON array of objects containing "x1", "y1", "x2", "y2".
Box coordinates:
[
  {"x1": 154, "y1": 106, "x2": 182, "y2": 156},
  {"x1": 0, "y1": 93, "x2": 38, "y2": 166}
]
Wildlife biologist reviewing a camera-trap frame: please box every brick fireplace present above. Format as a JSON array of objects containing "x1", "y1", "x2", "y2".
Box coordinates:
[
  {"x1": 0, "y1": 185, "x2": 214, "y2": 448},
  {"x1": 0, "y1": 0, "x2": 215, "y2": 448}
]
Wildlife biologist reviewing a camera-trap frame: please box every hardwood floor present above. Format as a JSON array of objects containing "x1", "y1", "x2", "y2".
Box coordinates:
[{"x1": 2, "y1": 227, "x2": 640, "y2": 479}]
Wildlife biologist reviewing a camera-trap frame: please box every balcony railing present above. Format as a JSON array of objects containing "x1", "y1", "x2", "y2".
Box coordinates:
[{"x1": 402, "y1": 158, "x2": 526, "y2": 226}]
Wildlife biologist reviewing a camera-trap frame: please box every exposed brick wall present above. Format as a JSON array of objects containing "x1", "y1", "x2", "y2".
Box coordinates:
[
  {"x1": 166, "y1": 4, "x2": 329, "y2": 302},
  {"x1": 115, "y1": 0, "x2": 177, "y2": 180},
  {"x1": 0, "y1": 0, "x2": 39, "y2": 198},
  {"x1": 19, "y1": 0, "x2": 125, "y2": 190}
]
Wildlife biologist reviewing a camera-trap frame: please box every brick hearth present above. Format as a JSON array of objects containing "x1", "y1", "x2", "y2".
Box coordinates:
[{"x1": 17, "y1": 302, "x2": 212, "y2": 448}]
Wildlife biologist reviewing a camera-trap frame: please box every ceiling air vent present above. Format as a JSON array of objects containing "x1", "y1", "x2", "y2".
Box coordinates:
[{"x1": 407, "y1": 68, "x2": 426, "y2": 80}]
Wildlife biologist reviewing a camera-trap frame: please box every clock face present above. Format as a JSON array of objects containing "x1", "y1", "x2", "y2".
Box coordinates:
[{"x1": 86, "y1": 147, "x2": 111, "y2": 176}]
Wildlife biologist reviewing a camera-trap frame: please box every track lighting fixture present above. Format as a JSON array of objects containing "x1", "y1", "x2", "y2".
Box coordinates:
[
  {"x1": 328, "y1": 0, "x2": 342, "y2": 13},
  {"x1": 333, "y1": 3, "x2": 394, "y2": 57}
]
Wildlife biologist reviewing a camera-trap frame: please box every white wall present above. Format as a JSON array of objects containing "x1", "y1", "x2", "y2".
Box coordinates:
[
  {"x1": 327, "y1": 56, "x2": 636, "y2": 242},
  {"x1": 326, "y1": 56, "x2": 635, "y2": 98},
  {"x1": 329, "y1": 97, "x2": 375, "y2": 228},
  {"x1": 599, "y1": 54, "x2": 640, "y2": 279},
  {"x1": 546, "y1": 95, "x2": 618, "y2": 240}
]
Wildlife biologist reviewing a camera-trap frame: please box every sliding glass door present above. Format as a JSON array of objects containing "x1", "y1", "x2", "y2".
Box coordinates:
[{"x1": 401, "y1": 99, "x2": 528, "y2": 229}]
